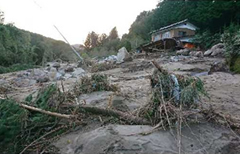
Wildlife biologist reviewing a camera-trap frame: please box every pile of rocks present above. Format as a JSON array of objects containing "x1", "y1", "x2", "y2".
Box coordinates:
[
  {"x1": 176, "y1": 48, "x2": 204, "y2": 58},
  {"x1": 9, "y1": 62, "x2": 86, "y2": 87},
  {"x1": 204, "y1": 43, "x2": 225, "y2": 57},
  {"x1": 176, "y1": 48, "x2": 190, "y2": 56},
  {"x1": 189, "y1": 51, "x2": 204, "y2": 58}
]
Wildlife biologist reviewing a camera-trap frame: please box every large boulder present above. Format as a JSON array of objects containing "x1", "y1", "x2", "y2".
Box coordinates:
[
  {"x1": 204, "y1": 49, "x2": 212, "y2": 56},
  {"x1": 204, "y1": 43, "x2": 225, "y2": 57},
  {"x1": 176, "y1": 48, "x2": 190, "y2": 56},
  {"x1": 211, "y1": 48, "x2": 225, "y2": 57},
  {"x1": 211, "y1": 43, "x2": 225, "y2": 51},
  {"x1": 195, "y1": 51, "x2": 204, "y2": 58},
  {"x1": 189, "y1": 51, "x2": 204, "y2": 58},
  {"x1": 117, "y1": 47, "x2": 132, "y2": 63},
  {"x1": 208, "y1": 61, "x2": 230, "y2": 75}
]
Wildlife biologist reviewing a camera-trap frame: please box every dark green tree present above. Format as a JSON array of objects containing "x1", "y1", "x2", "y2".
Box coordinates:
[{"x1": 108, "y1": 27, "x2": 119, "y2": 41}]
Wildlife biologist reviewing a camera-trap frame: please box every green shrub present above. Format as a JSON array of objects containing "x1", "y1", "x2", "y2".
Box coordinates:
[
  {"x1": 0, "y1": 64, "x2": 36, "y2": 74},
  {"x1": 232, "y1": 57, "x2": 240, "y2": 73},
  {"x1": 223, "y1": 23, "x2": 240, "y2": 73},
  {"x1": 0, "y1": 84, "x2": 68, "y2": 153},
  {"x1": 193, "y1": 30, "x2": 221, "y2": 50}
]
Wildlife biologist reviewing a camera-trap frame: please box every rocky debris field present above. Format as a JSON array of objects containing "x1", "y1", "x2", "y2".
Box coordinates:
[{"x1": 1, "y1": 50, "x2": 240, "y2": 154}]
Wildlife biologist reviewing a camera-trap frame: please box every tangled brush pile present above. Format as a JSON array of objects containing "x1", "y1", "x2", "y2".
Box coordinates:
[
  {"x1": 72, "y1": 74, "x2": 118, "y2": 97},
  {"x1": 138, "y1": 62, "x2": 207, "y2": 126}
]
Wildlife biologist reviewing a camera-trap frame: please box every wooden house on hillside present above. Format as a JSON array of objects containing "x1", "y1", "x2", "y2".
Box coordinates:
[{"x1": 140, "y1": 19, "x2": 198, "y2": 52}]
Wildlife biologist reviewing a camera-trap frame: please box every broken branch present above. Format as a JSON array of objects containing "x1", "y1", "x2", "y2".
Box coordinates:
[
  {"x1": 19, "y1": 103, "x2": 76, "y2": 119},
  {"x1": 78, "y1": 105, "x2": 151, "y2": 125}
]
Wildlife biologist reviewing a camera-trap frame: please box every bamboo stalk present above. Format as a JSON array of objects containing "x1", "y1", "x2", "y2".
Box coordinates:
[{"x1": 19, "y1": 103, "x2": 75, "y2": 119}]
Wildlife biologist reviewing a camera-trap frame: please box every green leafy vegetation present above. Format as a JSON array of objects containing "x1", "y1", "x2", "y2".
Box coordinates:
[
  {"x1": 223, "y1": 23, "x2": 240, "y2": 73},
  {"x1": 0, "y1": 84, "x2": 68, "y2": 153}
]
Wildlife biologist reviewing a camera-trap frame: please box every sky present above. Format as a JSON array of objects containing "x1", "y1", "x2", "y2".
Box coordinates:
[{"x1": 0, "y1": 0, "x2": 158, "y2": 44}]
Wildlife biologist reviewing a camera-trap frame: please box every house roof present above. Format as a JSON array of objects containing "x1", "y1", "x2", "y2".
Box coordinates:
[{"x1": 150, "y1": 19, "x2": 198, "y2": 35}]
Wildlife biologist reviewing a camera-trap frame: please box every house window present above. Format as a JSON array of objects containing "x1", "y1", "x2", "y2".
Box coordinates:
[{"x1": 178, "y1": 31, "x2": 187, "y2": 37}]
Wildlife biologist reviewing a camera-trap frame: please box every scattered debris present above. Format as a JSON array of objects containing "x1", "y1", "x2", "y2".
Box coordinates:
[{"x1": 91, "y1": 62, "x2": 118, "y2": 73}]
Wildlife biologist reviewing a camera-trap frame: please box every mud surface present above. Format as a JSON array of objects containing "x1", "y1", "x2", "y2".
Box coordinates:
[{"x1": 1, "y1": 54, "x2": 240, "y2": 154}]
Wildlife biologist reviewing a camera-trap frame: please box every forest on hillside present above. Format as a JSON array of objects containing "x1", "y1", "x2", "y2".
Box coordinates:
[{"x1": 0, "y1": 23, "x2": 76, "y2": 74}]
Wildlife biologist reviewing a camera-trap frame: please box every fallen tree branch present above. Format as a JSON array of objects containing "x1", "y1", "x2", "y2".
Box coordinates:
[
  {"x1": 20, "y1": 125, "x2": 67, "y2": 154},
  {"x1": 202, "y1": 109, "x2": 240, "y2": 129},
  {"x1": 19, "y1": 103, "x2": 76, "y2": 119},
  {"x1": 151, "y1": 60, "x2": 168, "y2": 74},
  {"x1": 78, "y1": 105, "x2": 151, "y2": 125}
]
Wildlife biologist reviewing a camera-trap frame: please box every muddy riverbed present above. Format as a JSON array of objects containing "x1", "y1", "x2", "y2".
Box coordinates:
[{"x1": 1, "y1": 54, "x2": 240, "y2": 154}]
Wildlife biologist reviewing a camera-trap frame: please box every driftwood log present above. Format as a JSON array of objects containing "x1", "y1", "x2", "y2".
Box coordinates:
[{"x1": 78, "y1": 106, "x2": 151, "y2": 125}]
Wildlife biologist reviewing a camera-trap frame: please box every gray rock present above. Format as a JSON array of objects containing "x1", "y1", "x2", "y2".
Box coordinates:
[
  {"x1": 111, "y1": 96, "x2": 129, "y2": 112},
  {"x1": 72, "y1": 68, "x2": 85, "y2": 77},
  {"x1": 52, "y1": 62, "x2": 61, "y2": 70},
  {"x1": 65, "y1": 66, "x2": 75, "y2": 72},
  {"x1": 211, "y1": 48, "x2": 225, "y2": 57},
  {"x1": 58, "y1": 69, "x2": 66, "y2": 76},
  {"x1": 204, "y1": 43, "x2": 225, "y2": 57},
  {"x1": 211, "y1": 43, "x2": 224, "y2": 51},
  {"x1": 63, "y1": 73, "x2": 72, "y2": 79},
  {"x1": 36, "y1": 76, "x2": 50, "y2": 83},
  {"x1": 56, "y1": 72, "x2": 63, "y2": 80},
  {"x1": 0, "y1": 79, "x2": 11, "y2": 93},
  {"x1": 13, "y1": 78, "x2": 36, "y2": 87},
  {"x1": 48, "y1": 68, "x2": 58, "y2": 81},
  {"x1": 204, "y1": 49, "x2": 212, "y2": 56},
  {"x1": 176, "y1": 48, "x2": 190, "y2": 56},
  {"x1": 31, "y1": 69, "x2": 46, "y2": 77},
  {"x1": 189, "y1": 51, "x2": 197, "y2": 57},
  {"x1": 117, "y1": 47, "x2": 132, "y2": 63},
  {"x1": 195, "y1": 51, "x2": 204, "y2": 58},
  {"x1": 208, "y1": 61, "x2": 230, "y2": 74}
]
